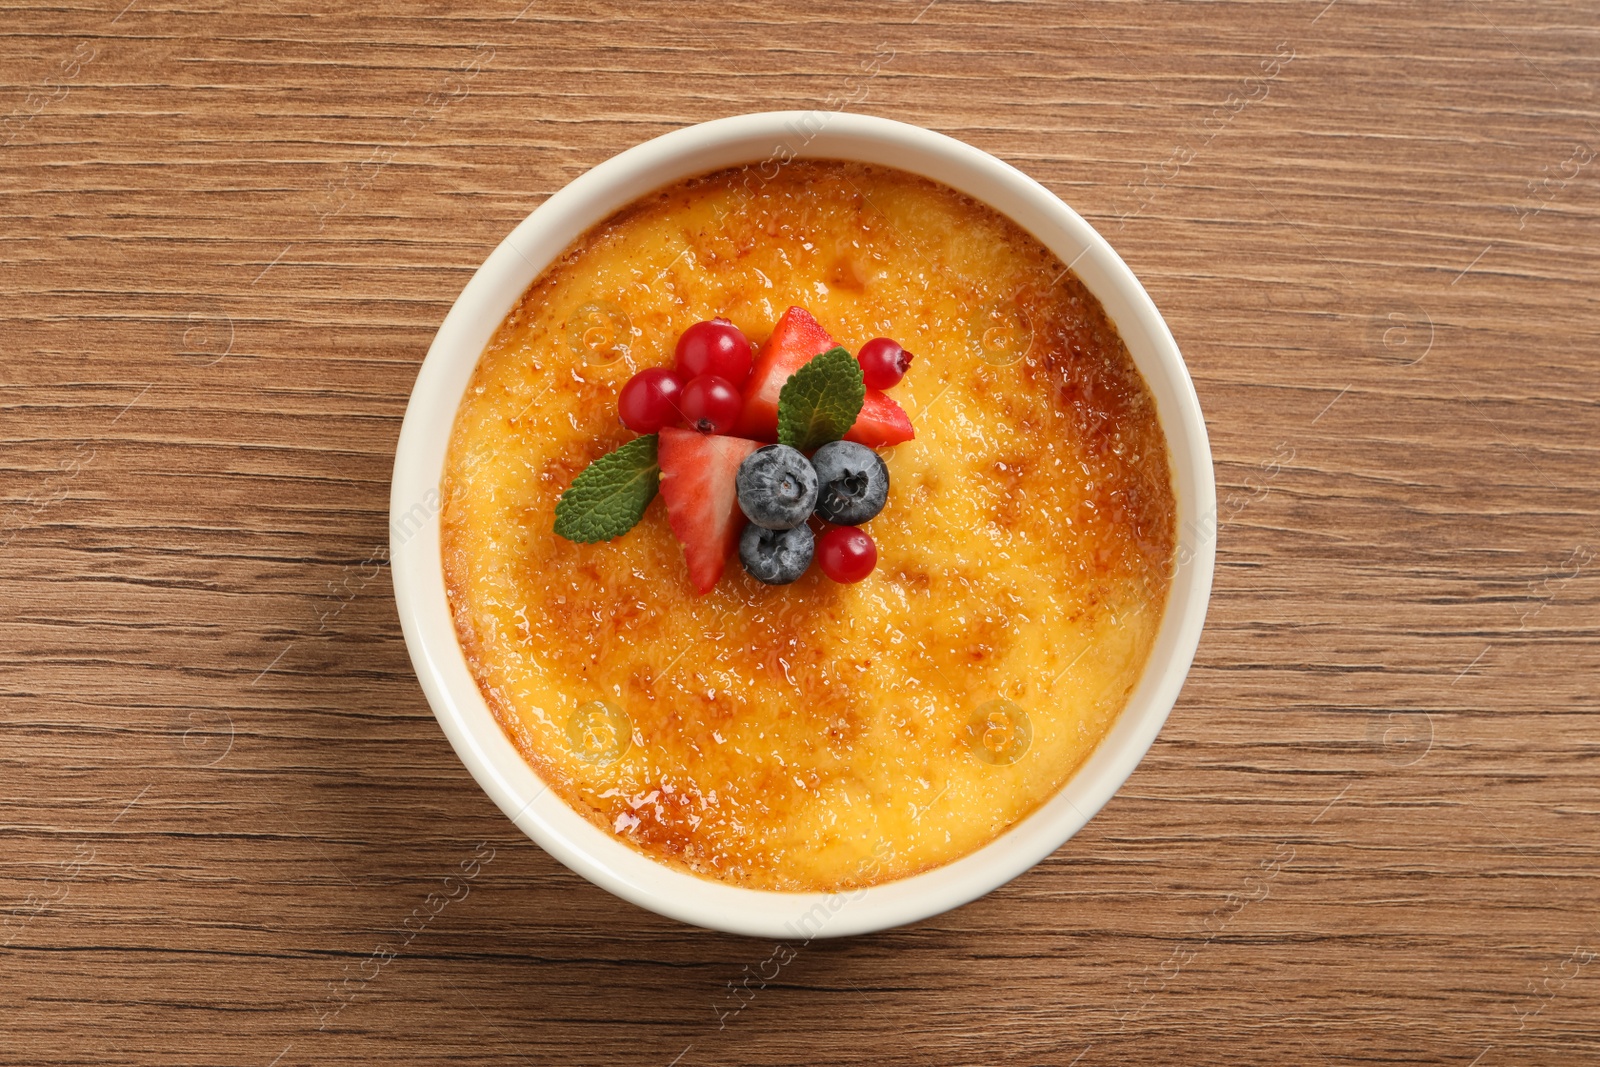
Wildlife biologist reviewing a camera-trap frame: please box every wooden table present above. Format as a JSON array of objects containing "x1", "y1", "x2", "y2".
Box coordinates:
[{"x1": 4, "y1": 1, "x2": 1597, "y2": 1063}]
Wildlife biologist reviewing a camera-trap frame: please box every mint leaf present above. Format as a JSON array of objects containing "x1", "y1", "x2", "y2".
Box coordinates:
[
  {"x1": 553, "y1": 434, "x2": 659, "y2": 543},
  {"x1": 776, "y1": 346, "x2": 865, "y2": 452}
]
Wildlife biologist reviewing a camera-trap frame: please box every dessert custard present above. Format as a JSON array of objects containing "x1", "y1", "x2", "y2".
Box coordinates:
[{"x1": 441, "y1": 161, "x2": 1175, "y2": 892}]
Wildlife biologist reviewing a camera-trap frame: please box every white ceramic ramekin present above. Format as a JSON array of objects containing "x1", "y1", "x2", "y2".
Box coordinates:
[{"x1": 391, "y1": 111, "x2": 1215, "y2": 938}]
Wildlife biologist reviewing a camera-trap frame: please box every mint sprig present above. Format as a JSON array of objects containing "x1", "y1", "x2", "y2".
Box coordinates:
[
  {"x1": 776, "y1": 346, "x2": 865, "y2": 452},
  {"x1": 553, "y1": 434, "x2": 659, "y2": 543}
]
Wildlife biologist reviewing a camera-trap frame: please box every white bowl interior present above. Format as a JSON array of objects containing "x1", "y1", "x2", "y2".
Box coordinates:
[{"x1": 391, "y1": 111, "x2": 1215, "y2": 938}]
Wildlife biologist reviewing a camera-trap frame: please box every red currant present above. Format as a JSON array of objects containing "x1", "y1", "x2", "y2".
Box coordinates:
[
  {"x1": 617, "y1": 367, "x2": 683, "y2": 433},
  {"x1": 817, "y1": 526, "x2": 877, "y2": 583},
  {"x1": 856, "y1": 337, "x2": 913, "y2": 390},
  {"x1": 679, "y1": 374, "x2": 743, "y2": 435},
  {"x1": 675, "y1": 317, "x2": 754, "y2": 385}
]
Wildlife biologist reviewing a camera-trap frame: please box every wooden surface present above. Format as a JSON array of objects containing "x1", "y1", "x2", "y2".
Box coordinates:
[{"x1": 3, "y1": 1, "x2": 1598, "y2": 1063}]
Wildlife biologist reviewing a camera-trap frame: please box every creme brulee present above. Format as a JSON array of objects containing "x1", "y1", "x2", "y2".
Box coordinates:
[{"x1": 441, "y1": 161, "x2": 1175, "y2": 892}]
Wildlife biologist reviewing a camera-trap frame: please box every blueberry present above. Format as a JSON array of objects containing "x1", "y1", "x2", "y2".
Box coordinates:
[
  {"x1": 809, "y1": 440, "x2": 889, "y2": 525},
  {"x1": 739, "y1": 523, "x2": 814, "y2": 585},
  {"x1": 737, "y1": 444, "x2": 818, "y2": 530}
]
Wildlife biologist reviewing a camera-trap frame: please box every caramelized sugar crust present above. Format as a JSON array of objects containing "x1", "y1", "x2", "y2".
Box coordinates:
[{"x1": 442, "y1": 162, "x2": 1175, "y2": 891}]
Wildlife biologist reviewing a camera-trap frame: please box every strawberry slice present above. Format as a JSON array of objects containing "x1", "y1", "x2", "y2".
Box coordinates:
[
  {"x1": 657, "y1": 427, "x2": 762, "y2": 595},
  {"x1": 845, "y1": 391, "x2": 916, "y2": 447},
  {"x1": 735, "y1": 306, "x2": 916, "y2": 447},
  {"x1": 735, "y1": 306, "x2": 835, "y2": 440}
]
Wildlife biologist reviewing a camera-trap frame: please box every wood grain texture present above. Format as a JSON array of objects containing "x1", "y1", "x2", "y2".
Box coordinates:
[{"x1": 2, "y1": 0, "x2": 1597, "y2": 1064}]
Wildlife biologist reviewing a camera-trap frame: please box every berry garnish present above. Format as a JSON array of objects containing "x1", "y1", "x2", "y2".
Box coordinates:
[
  {"x1": 856, "y1": 337, "x2": 913, "y2": 389},
  {"x1": 557, "y1": 308, "x2": 913, "y2": 592},
  {"x1": 735, "y1": 444, "x2": 818, "y2": 530},
  {"x1": 809, "y1": 440, "x2": 889, "y2": 525},
  {"x1": 817, "y1": 526, "x2": 877, "y2": 583},
  {"x1": 617, "y1": 367, "x2": 683, "y2": 433},
  {"x1": 676, "y1": 317, "x2": 754, "y2": 385},
  {"x1": 739, "y1": 523, "x2": 814, "y2": 585},
  {"x1": 680, "y1": 374, "x2": 743, "y2": 435}
]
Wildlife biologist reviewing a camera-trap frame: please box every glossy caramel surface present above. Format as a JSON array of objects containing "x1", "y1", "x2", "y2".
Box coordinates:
[{"x1": 442, "y1": 162, "x2": 1174, "y2": 891}]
